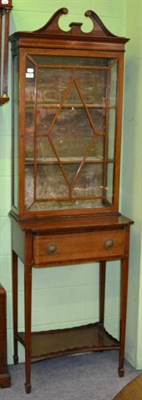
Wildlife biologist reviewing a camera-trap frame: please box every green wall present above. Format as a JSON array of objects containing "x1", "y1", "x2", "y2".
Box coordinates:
[
  {"x1": 121, "y1": 0, "x2": 142, "y2": 369},
  {"x1": 0, "y1": 0, "x2": 141, "y2": 368}
]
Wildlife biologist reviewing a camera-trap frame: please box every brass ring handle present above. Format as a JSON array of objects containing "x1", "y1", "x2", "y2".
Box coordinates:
[
  {"x1": 104, "y1": 239, "x2": 114, "y2": 249},
  {"x1": 47, "y1": 243, "x2": 57, "y2": 254}
]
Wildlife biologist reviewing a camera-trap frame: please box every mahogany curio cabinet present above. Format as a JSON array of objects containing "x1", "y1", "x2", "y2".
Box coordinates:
[{"x1": 9, "y1": 9, "x2": 133, "y2": 393}]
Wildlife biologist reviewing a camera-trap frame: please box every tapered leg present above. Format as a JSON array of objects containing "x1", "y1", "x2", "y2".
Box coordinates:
[
  {"x1": 99, "y1": 261, "x2": 106, "y2": 324},
  {"x1": 118, "y1": 225, "x2": 130, "y2": 377},
  {"x1": 12, "y1": 250, "x2": 19, "y2": 365},
  {"x1": 24, "y1": 262, "x2": 32, "y2": 394},
  {"x1": 24, "y1": 231, "x2": 33, "y2": 395},
  {"x1": 118, "y1": 256, "x2": 129, "y2": 377}
]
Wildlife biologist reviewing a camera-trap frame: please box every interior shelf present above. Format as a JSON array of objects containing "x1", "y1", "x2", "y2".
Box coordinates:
[
  {"x1": 17, "y1": 322, "x2": 120, "y2": 362},
  {"x1": 25, "y1": 103, "x2": 117, "y2": 109},
  {"x1": 25, "y1": 156, "x2": 107, "y2": 165}
]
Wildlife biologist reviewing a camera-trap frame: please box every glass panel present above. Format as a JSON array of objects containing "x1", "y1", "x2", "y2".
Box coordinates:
[
  {"x1": 89, "y1": 136, "x2": 104, "y2": 160},
  {"x1": 31, "y1": 55, "x2": 109, "y2": 67},
  {"x1": 72, "y1": 163, "x2": 103, "y2": 198},
  {"x1": 89, "y1": 109, "x2": 106, "y2": 134},
  {"x1": 108, "y1": 109, "x2": 116, "y2": 160},
  {"x1": 64, "y1": 84, "x2": 82, "y2": 105},
  {"x1": 25, "y1": 58, "x2": 35, "y2": 160},
  {"x1": 25, "y1": 107, "x2": 34, "y2": 134},
  {"x1": 25, "y1": 165, "x2": 34, "y2": 208},
  {"x1": 37, "y1": 68, "x2": 72, "y2": 105},
  {"x1": 25, "y1": 108, "x2": 34, "y2": 160},
  {"x1": 106, "y1": 163, "x2": 114, "y2": 204},
  {"x1": 51, "y1": 108, "x2": 94, "y2": 158},
  {"x1": 36, "y1": 137, "x2": 55, "y2": 160},
  {"x1": 28, "y1": 198, "x2": 103, "y2": 211},
  {"x1": 12, "y1": 55, "x2": 19, "y2": 209},
  {"x1": 76, "y1": 69, "x2": 107, "y2": 105},
  {"x1": 25, "y1": 59, "x2": 36, "y2": 161},
  {"x1": 36, "y1": 165, "x2": 69, "y2": 199},
  {"x1": 25, "y1": 59, "x2": 35, "y2": 104},
  {"x1": 25, "y1": 58, "x2": 36, "y2": 207},
  {"x1": 63, "y1": 164, "x2": 80, "y2": 184},
  {"x1": 36, "y1": 107, "x2": 56, "y2": 134},
  {"x1": 25, "y1": 133, "x2": 34, "y2": 161},
  {"x1": 109, "y1": 61, "x2": 118, "y2": 106}
]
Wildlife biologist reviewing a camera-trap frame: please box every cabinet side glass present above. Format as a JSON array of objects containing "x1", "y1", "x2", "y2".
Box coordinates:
[{"x1": 12, "y1": 54, "x2": 19, "y2": 211}]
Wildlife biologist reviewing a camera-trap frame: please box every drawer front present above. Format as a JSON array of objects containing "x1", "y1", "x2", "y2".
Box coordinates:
[{"x1": 33, "y1": 230, "x2": 125, "y2": 265}]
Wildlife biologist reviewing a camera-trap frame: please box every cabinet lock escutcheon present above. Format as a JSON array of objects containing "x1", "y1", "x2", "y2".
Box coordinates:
[
  {"x1": 47, "y1": 243, "x2": 57, "y2": 254},
  {"x1": 104, "y1": 239, "x2": 114, "y2": 249}
]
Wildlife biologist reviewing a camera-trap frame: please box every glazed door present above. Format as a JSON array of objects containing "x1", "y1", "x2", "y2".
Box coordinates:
[{"x1": 24, "y1": 52, "x2": 119, "y2": 214}]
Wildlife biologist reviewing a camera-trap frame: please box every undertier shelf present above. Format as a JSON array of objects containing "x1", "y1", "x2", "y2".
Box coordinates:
[{"x1": 17, "y1": 323, "x2": 120, "y2": 361}]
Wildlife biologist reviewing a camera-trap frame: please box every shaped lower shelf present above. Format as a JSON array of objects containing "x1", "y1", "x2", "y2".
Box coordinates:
[{"x1": 16, "y1": 323, "x2": 120, "y2": 362}]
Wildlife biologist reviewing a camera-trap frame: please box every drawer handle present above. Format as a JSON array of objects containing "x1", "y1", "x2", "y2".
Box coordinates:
[
  {"x1": 47, "y1": 244, "x2": 57, "y2": 255},
  {"x1": 104, "y1": 239, "x2": 114, "y2": 249}
]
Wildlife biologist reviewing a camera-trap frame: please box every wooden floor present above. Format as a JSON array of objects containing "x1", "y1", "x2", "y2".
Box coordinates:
[{"x1": 113, "y1": 374, "x2": 142, "y2": 399}]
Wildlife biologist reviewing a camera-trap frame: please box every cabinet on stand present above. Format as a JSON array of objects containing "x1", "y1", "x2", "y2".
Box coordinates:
[{"x1": 9, "y1": 9, "x2": 133, "y2": 393}]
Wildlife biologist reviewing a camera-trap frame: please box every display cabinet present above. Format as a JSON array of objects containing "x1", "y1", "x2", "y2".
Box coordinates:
[
  {"x1": 11, "y1": 11, "x2": 125, "y2": 218},
  {"x1": 9, "y1": 9, "x2": 133, "y2": 393}
]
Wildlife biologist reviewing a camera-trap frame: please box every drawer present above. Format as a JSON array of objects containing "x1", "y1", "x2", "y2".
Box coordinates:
[{"x1": 33, "y1": 229, "x2": 125, "y2": 265}]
